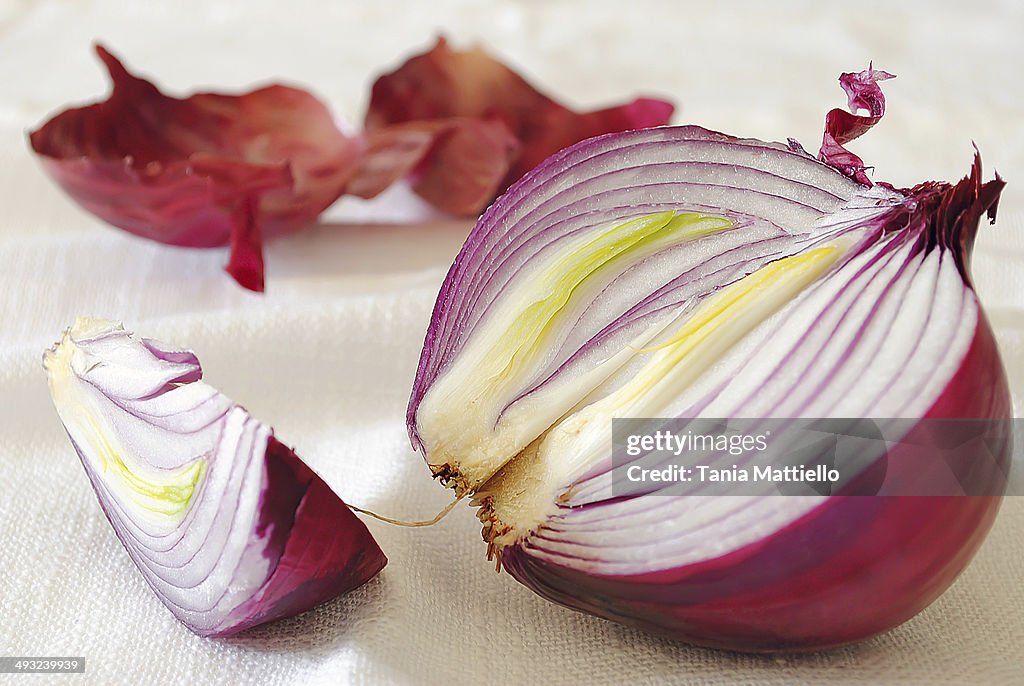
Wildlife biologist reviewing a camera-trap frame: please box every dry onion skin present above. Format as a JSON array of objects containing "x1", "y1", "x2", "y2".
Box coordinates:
[
  {"x1": 29, "y1": 40, "x2": 673, "y2": 291},
  {"x1": 29, "y1": 46, "x2": 360, "y2": 292},
  {"x1": 361, "y1": 36, "x2": 675, "y2": 211},
  {"x1": 44, "y1": 318, "x2": 386, "y2": 637},
  {"x1": 407, "y1": 68, "x2": 1010, "y2": 651}
]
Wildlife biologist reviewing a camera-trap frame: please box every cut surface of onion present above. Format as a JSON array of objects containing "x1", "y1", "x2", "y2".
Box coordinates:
[
  {"x1": 44, "y1": 318, "x2": 386, "y2": 637},
  {"x1": 408, "y1": 104, "x2": 1009, "y2": 648}
]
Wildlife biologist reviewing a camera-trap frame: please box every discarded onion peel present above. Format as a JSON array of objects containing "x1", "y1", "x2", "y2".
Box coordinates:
[{"x1": 29, "y1": 40, "x2": 674, "y2": 291}]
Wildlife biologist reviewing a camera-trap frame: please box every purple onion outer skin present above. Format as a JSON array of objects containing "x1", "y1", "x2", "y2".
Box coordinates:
[
  {"x1": 28, "y1": 46, "x2": 362, "y2": 292},
  {"x1": 817, "y1": 65, "x2": 894, "y2": 185},
  {"x1": 45, "y1": 320, "x2": 386, "y2": 637},
  {"x1": 29, "y1": 43, "x2": 675, "y2": 291},
  {"x1": 406, "y1": 119, "x2": 1009, "y2": 650},
  {"x1": 207, "y1": 436, "x2": 387, "y2": 636}
]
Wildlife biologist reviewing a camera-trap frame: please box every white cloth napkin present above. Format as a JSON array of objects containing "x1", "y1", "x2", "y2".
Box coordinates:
[{"x1": 1, "y1": 1, "x2": 1022, "y2": 684}]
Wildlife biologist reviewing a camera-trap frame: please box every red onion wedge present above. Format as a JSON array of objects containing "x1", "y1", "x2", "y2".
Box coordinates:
[
  {"x1": 407, "y1": 69, "x2": 1010, "y2": 651},
  {"x1": 44, "y1": 318, "x2": 386, "y2": 637}
]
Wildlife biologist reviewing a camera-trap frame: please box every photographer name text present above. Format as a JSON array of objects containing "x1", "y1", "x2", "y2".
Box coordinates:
[{"x1": 625, "y1": 463, "x2": 840, "y2": 484}]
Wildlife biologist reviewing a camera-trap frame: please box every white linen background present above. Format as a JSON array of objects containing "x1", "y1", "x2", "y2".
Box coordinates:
[{"x1": 1, "y1": 0, "x2": 1022, "y2": 684}]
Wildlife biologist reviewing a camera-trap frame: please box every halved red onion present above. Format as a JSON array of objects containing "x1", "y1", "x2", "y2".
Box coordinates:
[
  {"x1": 44, "y1": 318, "x2": 386, "y2": 637},
  {"x1": 407, "y1": 70, "x2": 1010, "y2": 651}
]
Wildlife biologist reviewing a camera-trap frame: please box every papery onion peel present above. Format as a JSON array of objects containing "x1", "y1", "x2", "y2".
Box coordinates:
[{"x1": 29, "y1": 40, "x2": 674, "y2": 291}]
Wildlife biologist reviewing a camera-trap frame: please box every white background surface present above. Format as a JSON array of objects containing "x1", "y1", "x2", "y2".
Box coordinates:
[{"x1": 1, "y1": 1, "x2": 1022, "y2": 684}]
